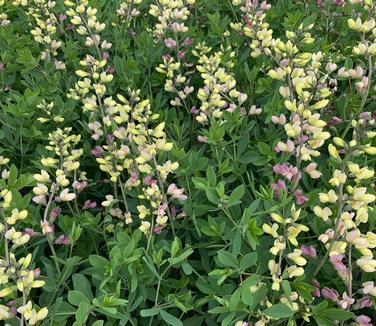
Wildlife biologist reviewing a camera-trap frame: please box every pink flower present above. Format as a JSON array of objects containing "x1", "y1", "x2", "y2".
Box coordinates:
[
  {"x1": 356, "y1": 315, "x2": 373, "y2": 326},
  {"x1": 338, "y1": 292, "x2": 355, "y2": 309},
  {"x1": 294, "y1": 189, "x2": 308, "y2": 205},
  {"x1": 83, "y1": 200, "x2": 97, "y2": 209},
  {"x1": 333, "y1": 0, "x2": 345, "y2": 7},
  {"x1": 50, "y1": 207, "x2": 61, "y2": 219},
  {"x1": 305, "y1": 163, "x2": 322, "y2": 179},
  {"x1": 144, "y1": 175, "x2": 157, "y2": 186},
  {"x1": 91, "y1": 146, "x2": 104, "y2": 157},
  {"x1": 154, "y1": 226, "x2": 163, "y2": 234},
  {"x1": 328, "y1": 116, "x2": 342, "y2": 126},
  {"x1": 162, "y1": 54, "x2": 172, "y2": 61},
  {"x1": 167, "y1": 184, "x2": 188, "y2": 201},
  {"x1": 24, "y1": 228, "x2": 36, "y2": 237},
  {"x1": 73, "y1": 181, "x2": 88, "y2": 191},
  {"x1": 197, "y1": 135, "x2": 208, "y2": 143},
  {"x1": 312, "y1": 279, "x2": 321, "y2": 297},
  {"x1": 183, "y1": 37, "x2": 193, "y2": 46},
  {"x1": 55, "y1": 234, "x2": 71, "y2": 246},
  {"x1": 190, "y1": 106, "x2": 199, "y2": 114},
  {"x1": 164, "y1": 38, "x2": 177, "y2": 48},
  {"x1": 354, "y1": 297, "x2": 373, "y2": 309},
  {"x1": 272, "y1": 179, "x2": 286, "y2": 199},
  {"x1": 59, "y1": 14, "x2": 67, "y2": 22},
  {"x1": 41, "y1": 219, "x2": 54, "y2": 235},
  {"x1": 33, "y1": 268, "x2": 41, "y2": 278},
  {"x1": 330, "y1": 254, "x2": 346, "y2": 271},
  {"x1": 273, "y1": 163, "x2": 300, "y2": 182},
  {"x1": 271, "y1": 114, "x2": 286, "y2": 125},
  {"x1": 301, "y1": 245, "x2": 316, "y2": 257},
  {"x1": 178, "y1": 51, "x2": 186, "y2": 59},
  {"x1": 321, "y1": 287, "x2": 339, "y2": 301}
]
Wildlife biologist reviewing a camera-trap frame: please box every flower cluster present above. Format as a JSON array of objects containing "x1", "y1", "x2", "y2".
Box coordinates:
[
  {"x1": 117, "y1": 0, "x2": 142, "y2": 25},
  {"x1": 0, "y1": 159, "x2": 48, "y2": 323},
  {"x1": 192, "y1": 43, "x2": 247, "y2": 124},
  {"x1": 64, "y1": 0, "x2": 187, "y2": 235},
  {"x1": 148, "y1": 0, "x2": 195, "y2": 39},
  {"x1": 263, "y1": 205, "x2": 310, "y2": 291},
  {"x1": 313, "y1": 115, "x2": 376, "y2": 313},
  {"x1": 27, "y1": 0, "x2": 65, "y2": 69}
]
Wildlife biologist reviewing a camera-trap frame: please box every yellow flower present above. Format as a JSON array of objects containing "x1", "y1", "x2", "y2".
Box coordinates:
[
  {"x1": 139, "y1": 221, "x2": 151, "y2": 234},
  {"x1": 328, "y1": 144, "x2": 340, "y2": 160},
  {"x1": 137, "y1": 205, "x2": 150, "y2": 219},
  {"x1": 319, "y1": 190, "x2": 338, "y2": 203},
  {"x1": 287, "y1": 249, "x2": 307, "y2": 266}
]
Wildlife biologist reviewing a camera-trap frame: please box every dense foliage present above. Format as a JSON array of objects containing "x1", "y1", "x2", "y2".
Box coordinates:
[{"x1": 0, "y1": 0, "x2": 375, "y2": 325}]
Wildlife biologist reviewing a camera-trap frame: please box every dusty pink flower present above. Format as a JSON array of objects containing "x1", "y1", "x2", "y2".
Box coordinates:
[
  {"x1": 41, "y1": 219, "x2": 54, "y2": 235},
  {"x1": 83, "y1": 200, "x2": 97, "y2": 209},
  {"x1": 49, "y1": 207, "x2": 60, "y2": 219},
  {"x1": 356, "y1": 315, "x2": 373, "y2": 326},
  {"x1": 110, "y1": 208, "x2": 122, "y2": 217},
  {"x1": 271, "y1": 114, "x2": 287, "y2": 125},
  {"x1": 102, "y1": 51, "x2": 110, "y2": 60},
  {"x1": 294, "y1": 189, "x2": 308, "y2": 205},
  {"x1": 144, "y1": 175, "x2": 157, "y2": 186},
  {"x1": 338, "y1": 292, "x2": 355, "y2": 309},
  {"x1": 154, "y1": 226, "x2": 163, "y2": 234},
  {"x1": 362, "y1": 281, "x2": 376, "y2": 296},
  {"x1": 24, "y1": 228, "x2": 36, "y2": 237},
  {"x1": 190, "y1": 106, "x2": 199, "y2": 114},
  {"x1": 73, "y1": 180, "x2": 88, "y2": 191},
  {"x1": 183, "y1": 37, "x2": 193, "y2": 46},
  {"x1": 354, "y1": 297, "x2": 373, "y2": 309},
  {"x1": 33, "y1": 268, "x2": 41, "y2": 278},
  {"x1": 301, "y1": 245, "x2": 316, "y2": 257},
  {"x1": 273, "y1": 163, "x2": 301, "y2": 182},
  {"x1": 59, "y1": 14, "x2": 67, "y2": 22},
  {"x1": 178, "y1": 51, "x2": 186, "y2": 59},
  {"x1": 330, "y1": 254, "x2": 346, "y2": 271},
  {"x1": 197, "y1": 135, "x2": 208, "y2": 143},
  {"x1": 272, "y1": 179, "x2": 286, "y2": 198},
  {"x1": 167, "y1": 184, "x2": 187, "y2": 201},
  {"x1": 91, "y1": 146, "x2": 104, "y2": 157},
  {"x1": 305, "y1": 163, "x2": 322, "y2": 179},
  {"x1": 312, "y1": 279, "x2": 321, "y2": 297},
  {"x1": 162, "y1": 54, "x2": 172, "y2": 61},
  {"x1": 333, "y1": 0, "x2": 345, "y2": 6},
  {"x1": 321, "y1": 287, "x2": 339, "y2": 301},
  {"x1": 164, "y1": 38, "x2": 177, "y2": 48},
  {"x1": 55, "y1": 234, "x2": 71, "y2": 246}
]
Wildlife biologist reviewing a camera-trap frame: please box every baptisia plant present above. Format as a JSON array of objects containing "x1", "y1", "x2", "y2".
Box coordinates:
[
  {"x1": 64, "y1": 0, "x2": 187, "y2": 237},
  {"x1": 0, "y1": 158, "x2": 48, "y2": 324}
]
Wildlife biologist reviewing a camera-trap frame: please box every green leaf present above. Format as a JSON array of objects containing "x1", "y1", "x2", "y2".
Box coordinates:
[
  {"x1": 140, "y1": 308, "x2": 160, "y2": 317},
  {"x1": 68, "y1": 291, "x2": 91, "y2": 307},
  {"x1": 75, "y1": 302, "x2": 90, "y2": 324},
  {"x1": 263, "y1": 303, "x2": 294, "y2": 319},
  {"x1": 229, "y1": 287, "x2": 242, "y2": 310},
  {"x1": 218, "y1": 251, "x2": 238, "y2": 269},
  {"x1": 241, "y1": 284, "x2": 253, "y2": 306},
  {"x1": 206, "y1": 188, "x2": 219, "y2": 205},
  {"x1": 318, "y1": 308, "x2": 354, "y2": 321},
  {"x1": 240, "y1": 253, "x2": 257, "y2": 270},
  {"x1": 92, "y1": 321, "x2": 104, "y2": 326},
  {"x1": 206, "y1": 166, "x2": 217, "y2": 187},
  {"x1": 257, "y1": 142, "x2": 274, "y2": 156},
  {"x1": 72, "y1": 274, "x2": 93, "y2": 300},
  {"x1": 168, "y1": 248, "x2": 194, "y2": 266},
  {"x1": 228, "y1": 185, "x2": 245, "y2": 206},
  {"x1": 159, "y1": 310, "x2": 183, "y2": 326},
  {"x1": 171, "y1": 236, "x2": 180, "y2": 258}
]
